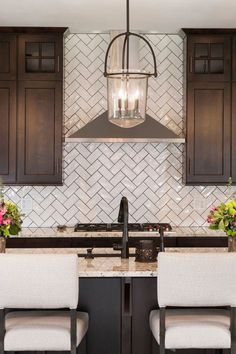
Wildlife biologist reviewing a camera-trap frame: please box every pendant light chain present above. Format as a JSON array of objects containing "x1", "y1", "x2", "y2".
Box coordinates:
[{"x1": 126, "y1": 0, "x2": 130, "y2": 72}]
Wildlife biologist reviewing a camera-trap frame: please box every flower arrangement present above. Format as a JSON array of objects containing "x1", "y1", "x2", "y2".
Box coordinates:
[
  {"x1": 207, "y1": 200, "x2": 236, "y2": 237},
  {"x1": 0, "y1": 181, "x2": 22, "y2": 237},
  {"x1": 207, "y1": 178, "x2": 236, "y2": 238}
]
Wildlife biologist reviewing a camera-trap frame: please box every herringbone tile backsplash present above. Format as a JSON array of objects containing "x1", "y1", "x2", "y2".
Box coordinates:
[{"x1": 4, "y1": 33, "x2": 235, "y2": 227}]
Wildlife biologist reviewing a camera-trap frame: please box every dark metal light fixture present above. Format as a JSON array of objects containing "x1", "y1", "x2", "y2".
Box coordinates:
[{"x1": 104, "y1": 0, "x2": 157, "y2": 128}]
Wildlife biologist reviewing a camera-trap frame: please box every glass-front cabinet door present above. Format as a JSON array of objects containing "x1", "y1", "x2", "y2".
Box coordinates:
[
  {"x1": 187, "y1": 36, "x2": 231, "y2": 81},
  {"x1": 18, "y1": 35, "x2": 63, "y2": 80}
]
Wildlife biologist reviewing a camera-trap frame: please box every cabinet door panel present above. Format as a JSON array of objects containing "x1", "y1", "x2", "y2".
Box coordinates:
[
  {"x1": 0, "y1": 34, "x2": 16, "y2": 80},
  {"x1": 132, "y1": 278, "x2": 157, "y2": 354},
  {"x1": 186, "y1": 82, "x2": 230, "y2": 184},
  {"x1": 232, "y1": 37, "x2": 236, "y2": 81},
  {"x1": 0, "y1": 81, "x2": 16, "y2": 183},
  {"x1": 18, "y1": 81, "x2": 62, "y2": 185},
  {"x1": 232, "y1": 83, "x2": 236, "y2": 183},
  {"x1": 79, "y1": 278, "x2": 121, "y2": 354},
  {"x1": 18, "y1": 35, "x2": 63, "y2": 81},
  {"x1": 188, "y1": 36, "x2": 231, "y2": 82}
]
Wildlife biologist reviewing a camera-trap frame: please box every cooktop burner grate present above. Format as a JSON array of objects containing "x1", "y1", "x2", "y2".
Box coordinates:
[{"x1": 74, "y1": 223, "x2": 172, "y2": 232}]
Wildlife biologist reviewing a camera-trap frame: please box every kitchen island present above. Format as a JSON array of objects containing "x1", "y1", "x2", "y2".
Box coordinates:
[{"x1": 6, "y1": 248, "x2": 228, "y2": 354}]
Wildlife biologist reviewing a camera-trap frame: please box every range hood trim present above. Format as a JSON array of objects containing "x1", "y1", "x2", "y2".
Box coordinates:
[
  {"x1": 65, "y1": 137, "x2": 185, "y2": 143},
  {"x1": 65, "y1": 111, "x2": 185, "y2": 143}
]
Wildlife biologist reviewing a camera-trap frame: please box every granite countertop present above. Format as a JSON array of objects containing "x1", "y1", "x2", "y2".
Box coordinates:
[
  {"x1": 6, "y1": 247, "x2": 228, "y2": 277},
  {"x1": 15, "y1": 226, "x2": 226, "y2": 238}
]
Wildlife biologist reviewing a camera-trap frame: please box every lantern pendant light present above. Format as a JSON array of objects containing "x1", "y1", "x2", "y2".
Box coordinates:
[{"x1": 104, "y1": 0, "x2": 157, "y2": 128}]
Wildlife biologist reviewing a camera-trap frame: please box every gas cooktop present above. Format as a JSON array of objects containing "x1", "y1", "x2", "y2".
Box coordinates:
[{"x1": 74, "y1": 223, "x2": 172, "y2": 232}]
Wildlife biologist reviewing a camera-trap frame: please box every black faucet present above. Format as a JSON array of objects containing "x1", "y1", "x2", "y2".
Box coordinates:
[
  {"x1": 113, "y1": 196, "x2": 129, "y2": 259},
  {"x1": 159, "y1": 225, "x2": 165, "y2": 252}
]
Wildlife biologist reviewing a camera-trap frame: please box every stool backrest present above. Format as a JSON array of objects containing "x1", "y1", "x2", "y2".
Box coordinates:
[
  {"x1": 158, "y1": 252, "x2": 236, "y2": 307},
  {"x1": 0, "y1": 254, "x2": 78, "y2": 309}
]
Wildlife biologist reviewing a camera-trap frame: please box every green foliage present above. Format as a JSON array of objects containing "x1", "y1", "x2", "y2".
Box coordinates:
[{"x1": 207, "y1": 199, "x2": 236, "y2": 237}]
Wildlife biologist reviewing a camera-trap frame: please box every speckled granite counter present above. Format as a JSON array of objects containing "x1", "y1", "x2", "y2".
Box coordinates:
[
  {"x1": 6, "y1": 248, "x2": 228, "y2": 277},
  {"x1": 15, "y1": 226, "x2": 226, "y2": 238}
]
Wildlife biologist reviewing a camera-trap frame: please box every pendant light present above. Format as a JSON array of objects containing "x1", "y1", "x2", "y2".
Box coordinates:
[{"x1": 104, "y1": 0, "x2": 157, "y2": 128}]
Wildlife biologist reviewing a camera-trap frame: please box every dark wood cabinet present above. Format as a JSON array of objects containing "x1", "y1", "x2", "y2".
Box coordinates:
[
  {"x1": 0, "y1": 34, "x2": 16, "y2": 80},
  {"x1": 186, "y1": 81, "x2": 231, "y2": 184},
  {"x1": 187, "y1": 35, "x2": 231, "y2": 82},
  {"x1": 18, "y1": 34, "x2": 63, "y2": 81},
  {"x1": 17, "y1": 81, "x2": 62, "y2": 184},
  {"x1": 0, "y1": 81, "x2": 16, "y2": 183},
  {"x1": 184, "y1": 30, "x2": 236, "y2": 185},
  {"x1": 232, "y1": 37, "x2": 236, "y2": 81},
  {"x1": 132, "y1": 278, "x2": 157, "y2": 354},
  {"x1": 232, "y1": 83, "x2": 236, "y2": 182},
  {"x1": 79, "y1": 278, "x2": 121, "y2": 354},
  {"x1": 0, "y1": 28, "x2": 65, "y2": 185}
]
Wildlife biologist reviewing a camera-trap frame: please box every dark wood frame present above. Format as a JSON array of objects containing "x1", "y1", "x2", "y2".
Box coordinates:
[
  {"x1": 183, "y1": 29, "x2": 236, "y2": 35},
  {"x1": 232, "y1": 82, "x2": 236, "y2": 181},
  {"x1": 0, "y1": 81, "x2": 17, "y2": 183},
  {"x1": 0, "y1": 34, "x2": 17, "y2": 80},
  {"x1": 17, "y1": 80, "x2": 63, "y2": 185},
  {"x1": 186, "y1": 81, "x2": 231, "y2": 184},
  {"x1": 232, "y1": 37, "x2": 236, "y2": 81},
  {"x1": 158, "y1": 306, "x2": 236, "y2": 353},
  {"x1": 0, "y1": 27, "x2": 68, "y2": 34},
  {"x1": 0, "y1": 308, "x2": 81, "y2": 354}
]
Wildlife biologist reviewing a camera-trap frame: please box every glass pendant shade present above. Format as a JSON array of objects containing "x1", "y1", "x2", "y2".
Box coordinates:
[{"x1": 107, "y1": 71, "x2": 148, "y2": 128}]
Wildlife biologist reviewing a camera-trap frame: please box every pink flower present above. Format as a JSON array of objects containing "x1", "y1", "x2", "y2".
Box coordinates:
[
  {"x1": 0, "y1": 214, "x2": 3, "y2": 225},
  {"x1": 211, "y1": 207, "x2": 218, "y2": 212},
  {"x1": 0, "y1": 207, "x2": 6, "y2": 216},
  {"x1": 3, "y1": 218, "x2": 11, "y2": 225},
  {"x1": 233, "y1": 222, "x2": 236, "y2": 227}
]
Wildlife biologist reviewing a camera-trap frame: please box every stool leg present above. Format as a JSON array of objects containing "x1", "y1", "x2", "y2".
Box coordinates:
[
  {"x1": 78, "y1": 336, "x2": 87, "y2": 354},
  {"x1": 0, "y1": 310, "x2": 4, "y2": 354},
  {"x1": 159, "y1": 344, "x2": 165, "y2": 354},
  {"x1": 231, "y1": 307, "x2": 236, "y2": 354},
  {"x1": 159, "y1": 308, "x2": 165, "y2": 354},
  {"x1": 71, "y1": 309, "x2": 77, "y2": 354},
  {"x1": 82, "y1": 335, "x2": 87, "y2": 354}
]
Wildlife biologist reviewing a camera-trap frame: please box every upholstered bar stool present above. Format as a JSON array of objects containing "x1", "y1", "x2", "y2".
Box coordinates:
[
  {"x1": 0, "y1": 254, "x2": 88, "y2": 354},
  {"x1": 150, "y1": 253, "x2": 236, "y2": 354}
]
